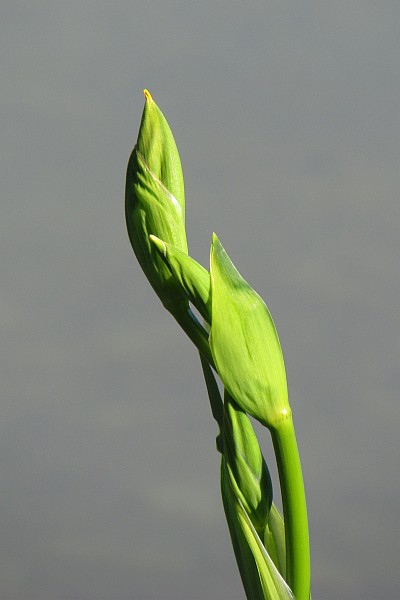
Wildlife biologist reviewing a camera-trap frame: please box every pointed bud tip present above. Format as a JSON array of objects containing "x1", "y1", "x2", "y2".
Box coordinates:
[
  {"x1": 211, "y1": 233, "x2": 224, "y2": 257},
  {"x1": 143, "y1": 89, "x2": 153, "y2": 103},
  {"x1": 149, "y1": 234, "x2": 167, "y2": 257}
]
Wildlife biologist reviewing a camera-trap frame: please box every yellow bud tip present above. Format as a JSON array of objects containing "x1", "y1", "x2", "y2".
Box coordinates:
[
  {"x1": 149, "y1": 235, "x2": 167, "y2": 257},
  {"x1": 143, "y1": 89, "x2": 153, "y2": 103}
]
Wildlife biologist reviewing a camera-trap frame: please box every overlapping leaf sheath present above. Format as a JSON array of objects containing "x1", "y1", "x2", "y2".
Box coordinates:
[
  {"x1": 201, "y1": 358, "x2": 290, "y2": 599},
  {"x1": 222, "y1": 392, "x2": 272, "y2": 534}
]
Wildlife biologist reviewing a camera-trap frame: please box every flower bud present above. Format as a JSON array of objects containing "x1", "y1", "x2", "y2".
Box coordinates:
[
  {"x1": 125, "y1": 91, "x2": 188, "y2": 314},
  {"x1": 209, "y1": 234, "x2": 290, "y2": 429}
]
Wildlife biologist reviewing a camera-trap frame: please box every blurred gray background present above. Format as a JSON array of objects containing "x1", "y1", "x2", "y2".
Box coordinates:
[{"x1": 1, "y1": 2, "x2": 399, "y2": 599}]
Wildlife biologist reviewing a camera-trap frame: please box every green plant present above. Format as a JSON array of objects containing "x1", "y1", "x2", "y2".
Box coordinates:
[{"x1": 125, "y1": 91, "x2": 311, "y2": 600}]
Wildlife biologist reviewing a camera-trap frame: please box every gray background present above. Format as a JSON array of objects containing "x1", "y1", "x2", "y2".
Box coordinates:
[{"x1": 2, "y1": 2, "x2": 399, "y2": 599}]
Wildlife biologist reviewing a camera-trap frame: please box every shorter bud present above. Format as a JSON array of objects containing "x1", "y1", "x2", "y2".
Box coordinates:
[{"x1": 209, "y1": 234, "x2": 290, "y2": 429}]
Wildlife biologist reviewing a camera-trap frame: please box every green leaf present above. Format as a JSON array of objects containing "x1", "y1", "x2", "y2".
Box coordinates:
[
  {"x1": 221, "y1": 460, "x2": 266, "y2": 600},
  {"x1": 125, "y1": 91, "x2": 188, "y2": 314},
  {"x1": 222, "y1": 391, "x2": 272, "y2": 535},
  {"x1": 236, "y1": 497, "x2": 294, "y2": 600},
  {"x1": 200, "y1": 360, "x2": 279, "y2": 599},
  {"x1": 264, "y1": 503, "x2": 286, "y2": 579},
  {"x1": 209, "y1": 234, "x2": 290, "y2": 429},
  {"x1": 150, "y1": 236, "x2": 211, "y2": 323},
  {"x1": 198, "y1": 356, "x2": 273, "y2": 532}
]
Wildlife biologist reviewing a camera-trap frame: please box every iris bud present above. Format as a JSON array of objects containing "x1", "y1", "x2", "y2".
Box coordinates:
[
  {"x1": 210, "y1": 234, "x2": 290, "y2": 429},
  {"x1": 125, "y1": 91, "x2": 188, "y2": 315}
]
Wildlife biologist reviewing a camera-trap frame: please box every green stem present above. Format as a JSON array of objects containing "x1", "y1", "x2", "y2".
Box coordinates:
[{"x1": 271, "y1": 415, "x2": 310, "y2": 600}]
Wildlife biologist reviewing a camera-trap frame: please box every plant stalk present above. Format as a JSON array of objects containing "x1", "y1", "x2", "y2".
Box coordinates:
[{"x1": 271, "y1": 415, "x2": 310, "y2": 600}]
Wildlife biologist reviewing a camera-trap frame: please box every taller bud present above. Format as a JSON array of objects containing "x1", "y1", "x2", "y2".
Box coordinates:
[{"x1": 125, "y1": 91, "x2": 188, "y2": 314}]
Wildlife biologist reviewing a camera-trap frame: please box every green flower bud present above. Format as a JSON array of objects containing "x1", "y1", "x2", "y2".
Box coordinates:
[
  {"x1": 209, "y1": 234, "x2": 290, "y2": 429},
  {"x1": 125, "y1": 91, "x2": 188, "y2": 314}
]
